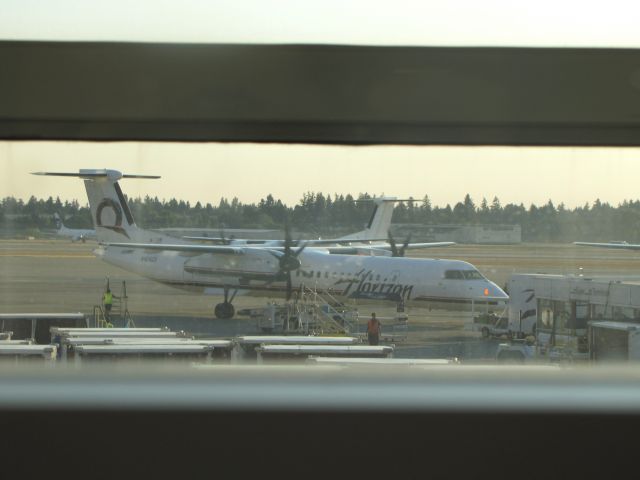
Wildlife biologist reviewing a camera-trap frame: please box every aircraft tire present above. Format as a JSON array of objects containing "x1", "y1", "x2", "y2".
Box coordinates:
[{"x1": 214, "y1": 302, "x2": 235, "y2": 319}]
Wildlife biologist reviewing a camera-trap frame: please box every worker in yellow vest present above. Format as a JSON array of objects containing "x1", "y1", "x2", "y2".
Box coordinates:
[
  {"x1": 367, "y1": 312, "x2": 382, "y2": 346},
  {"x1": 102, "y1": 288, "x2": 116, "y2": 326}
]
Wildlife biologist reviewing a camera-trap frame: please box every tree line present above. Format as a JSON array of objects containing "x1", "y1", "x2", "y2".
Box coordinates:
[{"x1": 2, "y1": 193, "x2": 640, "y2": 243}]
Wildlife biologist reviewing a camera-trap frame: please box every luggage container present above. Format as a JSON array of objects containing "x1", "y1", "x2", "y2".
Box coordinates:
[
  {"x1": 0, "y1": 344, "x2": 57, "y2": 362},
  {"x1": 73, "y1": 344, "x2": 215, "y2": 364},
  {"x1": 256, "y1": 344, "x2": 393, "y2": 363},
  {"x1": 234, "y1": 335, "x2": 359, "y2": 361},
  {"x1": 60, "y1": 337, "x2": 233, "y2": 361}
]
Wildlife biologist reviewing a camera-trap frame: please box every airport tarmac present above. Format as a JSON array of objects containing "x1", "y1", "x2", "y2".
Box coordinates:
[{"x1": 2, "y1": 239, "x2": 640, "y2": 359}]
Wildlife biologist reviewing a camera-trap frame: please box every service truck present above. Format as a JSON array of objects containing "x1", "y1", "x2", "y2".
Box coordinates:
[{"x1": 471, "y1": 274, "x2": 538, "y2": 339}]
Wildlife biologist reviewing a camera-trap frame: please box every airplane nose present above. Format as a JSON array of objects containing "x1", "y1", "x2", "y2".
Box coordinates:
[{"x1": 488, "y1": 281, "x2": 509, "y2": 299}]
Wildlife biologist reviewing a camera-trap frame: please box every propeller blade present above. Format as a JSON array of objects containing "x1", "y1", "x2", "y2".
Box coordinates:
[
  {"x1": 283, "y1": 221, "x2": 292, "y2": 256},
  {"x1": 286, "y1": 272, "x2": 292, "y2": 301},
  {"x1": 294, "y1": 240, "x2": 308, "y2": 258},
  {"x1": 387, "y1": 231, "x2": 398, "y2": 257},
  {"x1": 399, "y1": 233, "x2": 412, "y2": 257}
]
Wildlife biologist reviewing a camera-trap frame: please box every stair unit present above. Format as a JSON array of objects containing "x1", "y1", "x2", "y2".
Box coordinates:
[
  {"x1": 93, "y1": 280, "x2": 135, "y2": 328},
  {"x1": 257, "y1": 286, "x2": 359, "y2": 335}
]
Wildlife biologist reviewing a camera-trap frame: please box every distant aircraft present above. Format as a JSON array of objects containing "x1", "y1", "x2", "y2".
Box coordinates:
[
  {"x1": 53, "y1": 213, "x2": 96, "y2": 243},
  {"x1": 574, "y1": 240, "x2": 640, "y2": 250},
  {"x1": 33, "y1": 169, "x2": 507, "y2": 319},
  {"x1": 184, "y1": 196, "x2": 450, "y2": 252}
]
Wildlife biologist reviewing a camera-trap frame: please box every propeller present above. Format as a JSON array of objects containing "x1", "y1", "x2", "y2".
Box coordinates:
[
  {"x1": 272, "y1": 222, "x2": 307, "y2": 300},
  {"x1": 387, "y1": 231, "x2": 412, "y2": 257}
]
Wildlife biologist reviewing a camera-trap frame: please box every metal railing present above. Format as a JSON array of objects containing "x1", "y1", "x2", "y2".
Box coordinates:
[
  {"x1": 92, "y1": 305, "x2": 112, "y2": 328},
  {"x1": 297, "y1": 286, "x2": 359, "y2": 335},
  {"x1": 95, "y1": 280, "x2": 136, "y2": 328}
]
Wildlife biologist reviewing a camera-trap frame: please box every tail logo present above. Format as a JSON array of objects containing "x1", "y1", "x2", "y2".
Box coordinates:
[{"x1": 96, "y1": 198, "x2": 130, "y2": 238}]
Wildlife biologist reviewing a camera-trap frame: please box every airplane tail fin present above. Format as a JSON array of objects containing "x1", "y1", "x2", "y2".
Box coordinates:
[
  {"x1": 33, "y1": 170, "x2": 160, "y2": 243},
  {"x1": 339, "y1": 197, "x2": 398, "y2": 241}
]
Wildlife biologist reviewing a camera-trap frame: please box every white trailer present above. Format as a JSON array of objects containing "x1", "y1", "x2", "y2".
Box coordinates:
[{"x1": 506, "y1": 274, "x2": 544, "y2": 336}]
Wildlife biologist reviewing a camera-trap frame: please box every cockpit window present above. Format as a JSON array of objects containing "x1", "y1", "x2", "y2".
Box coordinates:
[
  {"x1": 462, "y1": 270, "x2": 484, "y2": 280},
  {"x1": 444, "y1": 270, "x2": 484, "y2": 280},
  {"x1": 444, "y1": 270, "x2": 464, "y2": 280}
]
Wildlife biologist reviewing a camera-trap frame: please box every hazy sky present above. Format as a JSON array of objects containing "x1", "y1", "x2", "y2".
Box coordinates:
[
  {"x1": 3, "y1": 141, "x2": 640, "y2": 209},
  {"x1": 2, "y1": 0, "x2": 640, "y2": 48}
]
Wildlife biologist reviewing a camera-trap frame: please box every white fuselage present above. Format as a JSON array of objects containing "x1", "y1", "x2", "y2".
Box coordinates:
[
  {"x1": 57, "y1": 225, "x2": 96, "y2": 242},
  {"x1": 95, "y1": 246, "x2": 507, "y2": 305}
]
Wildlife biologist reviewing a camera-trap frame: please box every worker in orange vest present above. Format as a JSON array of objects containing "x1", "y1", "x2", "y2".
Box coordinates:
[{"x1": 367, "y1": 312, "x2": 381, "y2": 346}]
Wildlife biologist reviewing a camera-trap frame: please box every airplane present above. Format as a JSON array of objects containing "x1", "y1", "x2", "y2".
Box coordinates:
[
  {"x1": 182, "y1": 196, "x2": 433, "y2": 249},
  {"x1": 574, "y1": 240, "x2": 640, "y2": 250},
  {"x1": 32, "y1": 169, "x2": 508, "y2": 319},
  {"x1": 53, "y1": 213, "x2": 96, "y2": 243}
]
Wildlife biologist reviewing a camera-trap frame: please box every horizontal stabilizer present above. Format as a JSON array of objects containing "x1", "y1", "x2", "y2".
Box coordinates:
[
  {"x1": 354, "y1": 198, "x2": 416, "y2": 203},
  {"x1": 32, "y1": 170, "x2": 160, "y2": 180}
]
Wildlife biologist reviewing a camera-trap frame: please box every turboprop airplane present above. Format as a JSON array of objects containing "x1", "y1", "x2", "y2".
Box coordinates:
[
  {"x1": 53, "y1": 213, "x2": 96, "y2": 242},
  {"x1": 32, "y1": 169, "x2": 508, "y2": 319},
  {"x1": 183, "y1": 196, "x2": 433, "y2": 249}
]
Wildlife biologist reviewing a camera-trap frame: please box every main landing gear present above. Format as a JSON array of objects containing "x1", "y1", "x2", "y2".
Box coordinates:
[{"x1": 214, "y1": 287, "x2": 237, "y2": 319}]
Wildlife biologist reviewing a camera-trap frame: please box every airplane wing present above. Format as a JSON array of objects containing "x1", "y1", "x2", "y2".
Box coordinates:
[
  {"x1": 395, "y1": 241, "x2": 456, "y2": 250},
  {"x1": 325, "y1": 241, "x2": 456, "y2": 254},
  {"x1": 182, "y1": 236, "x2": 387, "y2": 245},
  {"x1": 182, "y1": 236, "x2": 244, "y2": 244},
  {"x1": 104, "y1": 240, "x2": 455, "y2": 255},
  {"x1": 104, "y1": 242, "x2": 267, "y2": 255},
  {"x1": 105, "y1": 242, "x2": 288, "y2": 282},
  {"x1": 573, "y1": 241, "x2": 640, "y2": 250}
]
